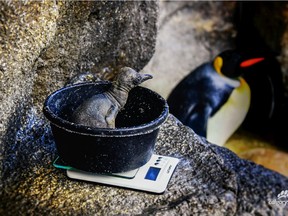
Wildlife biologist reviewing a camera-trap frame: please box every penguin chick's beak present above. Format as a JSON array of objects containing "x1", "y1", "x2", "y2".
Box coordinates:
[
  {"x1": 140, "y1": 74, "x2": 153, "y2": 82},
  {"x1": 240, "y1": 57, "x2": 265, "y2": 68},
  {"x1": 134, "y1": 73, "x2": 153, "y2": 85}
]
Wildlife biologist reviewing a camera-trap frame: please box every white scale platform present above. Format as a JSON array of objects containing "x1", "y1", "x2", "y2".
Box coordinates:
[{"x1": 54, "y1": 154, "x2": 179, "y2": 194}]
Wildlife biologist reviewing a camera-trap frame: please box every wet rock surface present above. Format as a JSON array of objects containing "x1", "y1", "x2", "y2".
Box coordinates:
[
  {"x1": 0, "y1": 0, "x2": 157, "y2": 187},
  {"x1": 1, "y1": 114, "x2": 288, "y2": 215}
]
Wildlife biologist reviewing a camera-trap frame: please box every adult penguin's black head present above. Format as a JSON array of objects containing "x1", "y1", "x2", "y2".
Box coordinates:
[{"x1": 213, "y1": 50, "x2": 265, "y2": 79}]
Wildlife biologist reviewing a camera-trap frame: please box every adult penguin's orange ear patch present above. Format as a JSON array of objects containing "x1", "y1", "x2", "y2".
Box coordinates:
[
  {"x1": 240, "y1": 58, "x2": 265, "y2": 68},
  {"x1": 213, "y1": 56, "x2": 223, "y2": 75}
]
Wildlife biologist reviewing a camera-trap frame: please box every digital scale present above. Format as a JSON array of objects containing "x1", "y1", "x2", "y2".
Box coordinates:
[{"x1": 53, "y1": 154, "x2": 179, "y2": 194}]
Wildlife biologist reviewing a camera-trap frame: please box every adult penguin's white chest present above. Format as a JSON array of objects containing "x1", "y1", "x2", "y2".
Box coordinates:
[{"x1": 207, "y1": 77, "x2": 251, "y2": 146}]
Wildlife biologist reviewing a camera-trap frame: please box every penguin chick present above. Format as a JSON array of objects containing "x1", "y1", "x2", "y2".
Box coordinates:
[
  {"x1": 167, "y1": 50, "x2": 264, "y2": 146},
  {"x1": 71, "y1": 67, "x2": 153, "y2": 128}
]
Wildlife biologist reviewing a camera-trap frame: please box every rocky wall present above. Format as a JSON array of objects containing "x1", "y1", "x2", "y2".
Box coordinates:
[{"x1": 0, "y1": 0, "x2": 158, "y2": 183}]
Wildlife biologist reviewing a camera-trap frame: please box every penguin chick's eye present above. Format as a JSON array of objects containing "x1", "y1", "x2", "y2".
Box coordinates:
[{"x1": 133, "y1": 77, "x2": 141, "y2": 85}]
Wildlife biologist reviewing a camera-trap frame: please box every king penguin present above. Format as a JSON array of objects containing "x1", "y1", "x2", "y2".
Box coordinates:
[{"x1": 167, "y1": 50, "x2": 265, "y2": 146}]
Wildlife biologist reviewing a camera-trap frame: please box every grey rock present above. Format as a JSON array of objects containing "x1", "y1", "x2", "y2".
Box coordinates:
[
  {"x1": 0, "y1": 0, "x2": 158, "y2": 182},
  {"x1": 142, "y1": 1, "x2": 236, "y2": 98},
  {"x1": 71, "y1": 67, "x2": 153, "y2": 128},
  {"x1": 65, "y1": 71, "x2": 101, "y2": 87},
  {"x1": 1, "y1": 114, "x2": 287, "y2": 215}
]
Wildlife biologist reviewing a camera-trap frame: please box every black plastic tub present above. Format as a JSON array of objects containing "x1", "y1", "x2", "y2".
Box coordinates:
[{"x1": 43, "y1": 82, "x2": 169, "y2": 173}]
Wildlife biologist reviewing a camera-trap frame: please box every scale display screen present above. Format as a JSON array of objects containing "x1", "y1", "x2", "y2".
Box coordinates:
[{"x1": 144, "y1": 167, "x2": 161, "y2": 181}]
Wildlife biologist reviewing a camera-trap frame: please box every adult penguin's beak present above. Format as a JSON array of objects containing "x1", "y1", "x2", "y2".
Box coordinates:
[{"x1": 240, "y1": 57, "x2": 265, "y2": 68}]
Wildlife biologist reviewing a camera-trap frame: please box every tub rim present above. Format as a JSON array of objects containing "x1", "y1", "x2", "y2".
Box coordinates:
[{"x1": 43, "y1": 82, "x2": 169, "y2": 137}]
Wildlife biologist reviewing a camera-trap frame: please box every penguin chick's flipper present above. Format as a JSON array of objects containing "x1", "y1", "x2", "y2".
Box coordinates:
[
  {"x1": 105, "y1": 105, "x2": 118, "y2": 128},
  {"x1": 184, "y1": 103, "x2": 213, "y2": 138}
]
